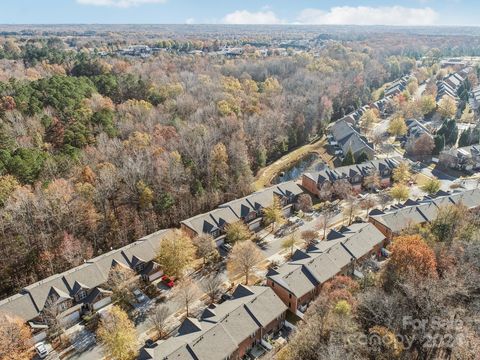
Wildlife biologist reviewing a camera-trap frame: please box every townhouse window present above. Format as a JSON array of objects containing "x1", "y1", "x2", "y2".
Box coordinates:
[
  {"x1": 289, "y1": 293, "x2": 292, "y2": 299},
  {"x1": 77, "y1": 290, "x2": 87, "y2": 301},
  {"x1": 271, "y1": 282, "x2": 274, "y2": 287},
  {"x1": 136, "y1": 263, "x2": 145, "y2": 272}
]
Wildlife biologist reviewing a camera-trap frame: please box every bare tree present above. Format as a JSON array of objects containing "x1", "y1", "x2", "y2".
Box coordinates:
[
  {"x1": 0, "y1": 313, "x2": 32, "y2": 360},
  {"x1": 296, "y1": 193, "x2": 313, "y2": 212},
  {"x1": 193, "y1": 234, "x2": 218, "y2": 266},
  {"x1": 106, "y1": 265, "x2": 139, "y2": 308},
  {"x1": 148, "y1": 305, "x2": 171, "y2": 339},
  {"x1": 316, "y1": 208, "x2": 336, "y2": 239},
  {"x1": 343, "y1": 196, "x2": 359, "y2": 225},
  {"x1": 359, "y1": 195, "x2": 378, "y2": 220},
  {"x1": 333, "y1": 179, "x2": 353, "y2": 200},
  {"x1": 227, "y1": 241, "x2": 264, "y2": 285},
  {"x1": 42, "y1": 297, "x2": 65, "y2": 343},
  {"x1": 173, "y1": 277, "x2": 201, "y2": 317},
  {"x1": 301, "y1": 230, "x2": 318, "y2": 246},
  {"x1": 202, "y1": 274, "x2": 224, "y2": 304}
]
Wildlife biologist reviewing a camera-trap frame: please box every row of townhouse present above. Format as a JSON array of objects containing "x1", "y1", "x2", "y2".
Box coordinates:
[
  {"x1": 368, "y1": 188, "x2": 480, "y2": 239},
  {"x1": 181, "y1": 181, "x2": 304, "y2": 245},
  {"x1": 0, "y1": 181, "x2": 304, "y2": 338},
  {"x1": 436, "y1": 67, "x2": 472, "y2": 104},
  {"x1": 327, "y1": 119, "x2": 375, "y2": 161},
  {"x1": 302, "y1": 157, "x2": 401, "y2": 197},
  {"x1": 0, "y1": 229, "x2": 172, "y2": 341},
  {"x1": 138, "y1": 285, "x2": 288, "y2": 360},
  {"x1": 384, "y1": 75, "x2": 411, "y2": 98},
  {"x1": 401, "y1": 118, "x2": 434, "y2": 151},
  {"x1": 470, "y1": 85, "x2": 480, "y2": 112},
  {"x1": 266, "y1": 222, "x2": 386, "y2": 317},
  {"x1": 439, "y1": 144, "x2": 480, "y2": 172}
]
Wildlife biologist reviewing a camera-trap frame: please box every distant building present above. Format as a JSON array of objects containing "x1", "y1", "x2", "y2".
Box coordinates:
[
  {"x1": 369, "y1": 189, "x2": 480, "y2": 239},
  {"x1": 439, "y1": 144, "x2": 480, "y2": 172},
  {"x1": 327, "y1": 119, "x2": 375, "y2": 160},
  {"x1": 302, "y1": 157, "x2": 401, "y2": 196}
]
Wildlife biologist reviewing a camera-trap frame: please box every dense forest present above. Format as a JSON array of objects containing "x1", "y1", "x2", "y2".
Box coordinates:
[{"x1": 0, "y1": 29, "x2": 472, "y2": 298}]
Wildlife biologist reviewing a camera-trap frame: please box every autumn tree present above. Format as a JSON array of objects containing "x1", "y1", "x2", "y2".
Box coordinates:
[
  {"x1": 227, "y1": 241, "x2": 263, "y2": 285},
  {"x1": 209, "y1": 143, "x2": 229, "y2": 189},
  {"x1": 148, "y1": 305, "x2": 170, "y2": 339},
  {"x1": 97, "y1": 306, "x2": 138, "y2": 360},
  {"x1": 430, "y1": 204, "x2": 471, "y2": 244},
  {"x1": 390, "y1": 184, "x2": 410, "y2": 201},
  {"x1": 420, "y1": 95, "x2": 436, "y2": 116},
  {"x1": 0, "y1": 314, "x2": 32, "y2": 360},
  {"x1": 388, "y1": 114, "x2": 407, "y2": 137},
  {"x1": 156, "y1": 231, "x2": 195, "y2": 278},
  {"x1": 262, "y1": 198, "x2": 285, "y2": 231},
  {"x1": 392, "y1": 161, "x2": 411, "y2": 184},
  {"x1": 389, "y1": 235, "x2": 437, "y2": 279},
  {"x1": 459, "y1": 104, "x2": 474, "y2": 124},
  {"x1": 225, "y1": 221, "x2": 252, "y2": 244},
  {"x1": 421, "y1": 178, "x2": 441, "y2": 195},
  {"x1": 437, "y1": 95, "x2": 457, "y2": 119},
  {"x1": 193, "y1": 234, "x2": 218, "y2": 266},
  {"x1": 173, "y1": 277, "x2": 201, "y2": 317},
  {"x1": 359, "y1": 108, "x2": 379, "y2": 132},
  {"x1": 282, "y1": 233, "x2": 298, "y2": 257},
  {"x1": 409, "y1": 133, "x2": 434, "y2": 156}
]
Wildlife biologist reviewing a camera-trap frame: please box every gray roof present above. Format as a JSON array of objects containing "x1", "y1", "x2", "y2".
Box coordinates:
[
  {"x1": 141, "y1": 286, "x2": 287, "y2": 360},
  {"x1": 181, "y1": 207, "x2": 240, "y2": 236},
  {"x1": 305, "y1": 157, "x2": 401, "y2": 186},
  {"x1": 370, "y1": 189, "x2": 480, "y2": 233},
  {"x1": 275, "y1": 181, "x2": 304, "y2": 198},
  {"x1": 22, "y1": 274, "x2": 71, "y2": 312},
  {"x1": 0, "y1": 293, "x2": 39, "y2": 321},
  {"x1": 268, "y1": 223, "x2": 385, "y2": 297}
]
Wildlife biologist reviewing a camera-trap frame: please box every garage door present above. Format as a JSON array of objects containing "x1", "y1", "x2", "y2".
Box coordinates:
[
  {"x1": 93, "y1": 297, "x2": 112, "y2": 311},
  {"x1": 61, "y1": 311, "x2": 80, "y2": 327},
  {"x1": 283, "y1": 206, "x2": 292, "y2": 217},
  {"x1": 249, "y1": 221, "x2": 262, "y2": 232}
]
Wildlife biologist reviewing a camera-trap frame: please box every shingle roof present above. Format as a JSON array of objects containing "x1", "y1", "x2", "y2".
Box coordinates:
[
  {"x1": 370, "y1": 189, "x2": 480, "y2": 233},
  {"x1": 181, "y1": 206, "x2": 240, "y2": 237},
  {"x1": 268, "y1": 223, "x2": 385, "y2": 297},
  {"x1": 141, "y1": 286, "x2": 286, "y2": 360},
  {"x1": 306, "y1": 157, "x2": 401, "y2": 187},
  {"x1": 0, "y1": 293, "x2": 39, "y2": 321}
]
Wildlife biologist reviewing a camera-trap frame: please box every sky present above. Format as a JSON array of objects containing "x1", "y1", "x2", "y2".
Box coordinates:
[{"x1": 0, "y1": 0, "x2": 478, "y2": 26}]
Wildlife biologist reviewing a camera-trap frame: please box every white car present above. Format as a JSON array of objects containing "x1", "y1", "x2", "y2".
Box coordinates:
[
  {"x1": 35, "y1": 342, "x2": 49, "y2": 359},
  {"x1": 133, "y1": 289, "x2": 147, "y2": 303}
]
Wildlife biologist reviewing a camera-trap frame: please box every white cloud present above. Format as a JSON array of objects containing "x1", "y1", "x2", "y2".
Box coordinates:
[
  {"x1": 185, "y1": 18, "x2": 195, "y2": 24},
  {"x1": 221, "y1": 10, "x2": 284, "y2": 25},
  {"x1": 297, "y1": 6, "x2": 438, "y2": 26},
  {"x1": 76, "y1": 0, "x2": 167, "y2": 8}
]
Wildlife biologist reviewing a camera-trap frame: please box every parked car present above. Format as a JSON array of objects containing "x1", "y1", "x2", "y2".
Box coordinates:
[
  {"x1": 35, "y1": 342, "x2": 49, "y2": 359},
  {"x1": 221, "y1": 243, "x2": 232, "y2": 252},
  {"x1": 133, "y1": 289, "x2": 147, "y2": 303},
  {"x1": 162, "y1": 275, "x2": 176, "y2": 288}
]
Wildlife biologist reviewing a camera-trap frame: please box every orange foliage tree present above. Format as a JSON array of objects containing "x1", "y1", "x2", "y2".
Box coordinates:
[
  {"x1": 0, "y1": 314, "x2": 32, "y2": 360},
  {"x1": 389, "y1": 235, "x2": 437, "y2": 279}
]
